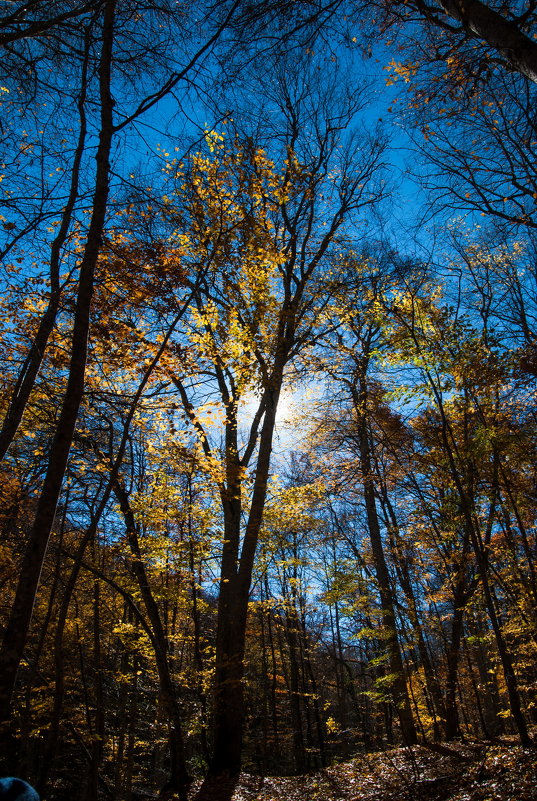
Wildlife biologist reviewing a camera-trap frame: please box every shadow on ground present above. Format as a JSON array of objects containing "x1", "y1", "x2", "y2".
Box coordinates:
[{"x1": 191, "y1": 774, "x2": 238, "y2": 801}]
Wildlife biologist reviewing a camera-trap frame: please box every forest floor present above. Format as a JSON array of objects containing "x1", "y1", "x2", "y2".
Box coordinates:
[{"x1": 191, "y1": 739, "x2": 537, "y2": 801}]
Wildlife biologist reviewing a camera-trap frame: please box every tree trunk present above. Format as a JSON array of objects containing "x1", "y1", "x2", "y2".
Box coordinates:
[
  {"x1": 284, "y1": 605, "x2": 307, "y2": 774},
  {"x1": 0, "y1": 0, "x2": 116, "y2": 727},
  {"x1": 437, "y1": 0, "x2": 537, "y2": 83},
  {"x1": 353, "y1": 376, "x2": 418, "y2": 745},
  {"x1": 83, "y1": 577, "x2": 105, "y2": 801},
  {"x1": 469, "y1": 523, "x2": 531, "y2": 745},
  {"x1": 0, "y1": 29, "x2": 89, "y2": 461},
  {"x1": 444, "y1": 586, "x2": 466, "y2": 740},
  {"x1": 37, "y1": 518, "x2": 98, "y2": 794},
  {"x1": 112, "y1": 478, "x2": 191, "y2": 801},
  {"x1": 382, "y1": 489, "x2": 448, "y2": 739},
  {"x1": 207, "y1": 383, "x2": 281, "y2": 778}
]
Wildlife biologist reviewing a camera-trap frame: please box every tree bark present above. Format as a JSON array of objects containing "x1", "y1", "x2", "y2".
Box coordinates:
[
  {"x1": 435, "y1": 0, "x2": 537, "y2": 83},
  {"x1": 0, "y1": 28, "x2": 90, "y2": 461},
  {"x1": 0, "y1": 0, "x2": 117, "y2": 727},
  {"x1": 112, "y1": 478, "x2": 191, "y2": 801},
  {"x1": 382, "y1": 489, "x2": 448, "y2": 739},
  {"x1": 469, "y1": 521, "x2": 532, "y2": 745},
  {"x1": 208, "y1": 385, "x2": 281, "y2": 778},
  {"x1": 353, "y1": 374, "x2": 418, "y2": 746}
]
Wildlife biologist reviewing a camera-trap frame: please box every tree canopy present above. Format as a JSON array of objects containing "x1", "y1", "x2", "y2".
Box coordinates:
[{"x1": 0, "y1": 1, "x2": 536, "y2": 798}]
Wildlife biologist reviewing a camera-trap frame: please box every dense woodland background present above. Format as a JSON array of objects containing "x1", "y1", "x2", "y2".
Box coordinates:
[{"x1": 1, "y1": 1, "x2": 537, "y2": 799}]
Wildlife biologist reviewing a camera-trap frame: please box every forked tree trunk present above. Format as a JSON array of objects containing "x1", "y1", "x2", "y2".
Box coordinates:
[{"x1": 207, "y1": 386, "x2": 281, "y2": 779}]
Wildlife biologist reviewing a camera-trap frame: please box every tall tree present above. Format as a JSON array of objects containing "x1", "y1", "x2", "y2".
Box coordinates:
[
  {"x1": 314, "y1": 254, "x2": 420, "y2": 744},
  {"x1": 158, "y1": 59, "x2": 386, "y2": 785},
  {"x1": 384, "y1": 272, "x2": 534, "y2": 745},
  {"x1": 0, "y1": 0, "x2": 242, "y2": 736}
]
